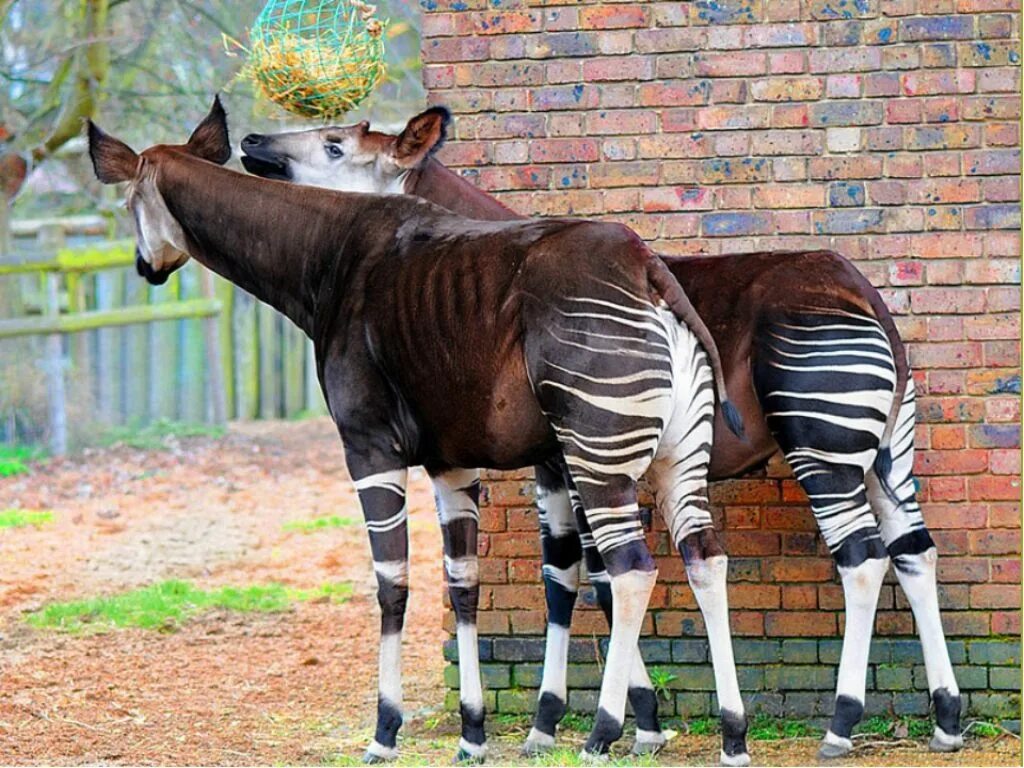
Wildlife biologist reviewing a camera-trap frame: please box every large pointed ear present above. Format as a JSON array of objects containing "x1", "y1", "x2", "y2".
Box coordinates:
[
  {"x1": 393, "y1": 106, "x2": 450, "y2": 169},
  {"x1": 87, "y1": 121, "x2": 139, "y2": 184},
  {"x1": 185, "y1": 95, "x2": 232, "y2": 165}
]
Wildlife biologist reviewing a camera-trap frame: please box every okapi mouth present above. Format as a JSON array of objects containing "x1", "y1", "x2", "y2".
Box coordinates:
[
  {"x1": 135, "y1": 249, "x2": 172, "y2": 286},
  {"x1": 240, "y1": 153, "x2": 291, "y2": 181}
]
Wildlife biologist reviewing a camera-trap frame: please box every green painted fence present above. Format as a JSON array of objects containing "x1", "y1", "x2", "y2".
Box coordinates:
[{"x1": 0, "y1": 220, "x2": 328, "y2": 452}]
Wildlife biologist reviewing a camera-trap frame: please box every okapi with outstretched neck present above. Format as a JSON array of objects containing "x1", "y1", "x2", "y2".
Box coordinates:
[
  {"x1": 241, "y1": 107, "x2": 964, "y2": 761},
  {"x1": 88, "y1": 98, "x2": 749, "y2": 764}
]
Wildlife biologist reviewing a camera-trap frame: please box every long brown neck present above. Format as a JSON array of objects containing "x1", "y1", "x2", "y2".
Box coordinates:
[
  {"x1": 407, "y1": 158, "x2": 524, "y2": 222},
  {"x1": 155, "y1": 151, "x2": 360, "y2": 335}
]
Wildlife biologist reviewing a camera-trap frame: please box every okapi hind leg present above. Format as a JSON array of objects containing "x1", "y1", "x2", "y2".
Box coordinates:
[
  {"x1": 523, "y1": 462, "x2": 582, "y2": 756},
  {"x1": 867, "y1": 379, "x2": 962, "y2": 752},
  {"x1": 569, "y1": 481, "x2": 667, "y2": 756},
  {"x1": 679, "y1": 531, "x2": 749, "y2": 767},
  {"x1": 431, "y1": 468, "x2": 488, "y2": 763},
  {"x1": 352, "y1": 468, "x2": 410, "y2": 764}
]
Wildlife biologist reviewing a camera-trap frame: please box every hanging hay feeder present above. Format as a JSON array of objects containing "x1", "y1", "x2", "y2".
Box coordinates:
[{"x1": 242, "y1": 0, "x2": 387, "y2": 120}]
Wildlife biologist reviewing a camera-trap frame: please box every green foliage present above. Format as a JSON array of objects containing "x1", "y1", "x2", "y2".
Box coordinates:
[
  {"x1": 0, "y1": 508, "x2": 54, "y2": 528},
  {"x1": 648, "y1": 667, "x2": 678, "y2": 702},
  {"x1": 26, "y1": 579, "x2": 352, "y2": 633},
  {"x1": 99, "y1": 419, "x2": 226, "y2": 450},
  {"x1": 687, "y1": 717, "x2": 718, "y2": 736},
  {"x1": 857, "y1": 716, "x2": 894, "y2": 736},
  {"x1": 0, "y1": 444, "x2": 44, "y2": 477},
  {"x1": 283, "y1": 515, "x2": 358, "y2": 533},
  {"x1": 969, "y1": 721, "x2": 1002, "y2": 738},
  {"x1": 558, "y1": 712, "x2": 595, "y2": 733},
  {"x1": 748, "y1": 714, "x2": 819, "y2": 741},
  {"x1": 904, "y1": 717, "x2": 933, "y2": 739},
  {"x1": 491, "y1": 712, "x2": 532, "y2": 729}
]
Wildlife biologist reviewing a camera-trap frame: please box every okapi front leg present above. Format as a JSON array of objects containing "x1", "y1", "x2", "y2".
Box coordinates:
[
  {"x1": 523, "y1": 462, "x2": 581, "y2": 755},
  {"x1": 432, "y1": 468, "x2": 487, "y2": 762},
  {"x1": 352, "y1": 467, "x2": 410, "y2": 763}
]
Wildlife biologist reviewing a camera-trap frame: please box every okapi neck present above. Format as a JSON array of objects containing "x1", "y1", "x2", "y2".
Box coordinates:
[
  {"x1": 410, "y1": 159, "x2": 524, "y2": 223},
  {"x1": 154, "y1": 151, "x2": 360, "y2": 337}
]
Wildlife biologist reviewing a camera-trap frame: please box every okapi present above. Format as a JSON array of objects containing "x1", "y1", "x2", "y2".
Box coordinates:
[
  {"x1": 240, "y1": 107, "x2": 965, "y2": 761},
  {"x1": 88, "y1": 98, "x2": 749, "y2": 764}
]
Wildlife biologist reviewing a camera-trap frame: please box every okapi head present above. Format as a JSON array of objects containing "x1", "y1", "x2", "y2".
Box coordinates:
[
  {"x1": 87, "y1": 96, "x2": 233, "y2": 285},
  {"x1": 240, "y1": 106, "x2": 450, "y2": 192}
]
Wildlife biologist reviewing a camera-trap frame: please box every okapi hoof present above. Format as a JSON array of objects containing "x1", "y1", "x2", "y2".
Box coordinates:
[
  {"x1": 720, "y1": 749, "x2": 751, "y2": 767},
  {"x1": 454, "y1": 739, "x2": 487, "y2": 764},
  {"x1": 520, "y1": 729, "x2": 555, "y2": 757},
  {"x1": 816, "y1": 732, "x2": 853, "y2": 761},
  {"x1": 363, "y1": 740, "x2": 399, "y2": 764},
  {"x1": 631, "y1": 729, "x2": 667, "y2": 756},
  {"x1": 929, "y1": 728, "x2": 964, "y2": 753},
  {"x1": 577, "y1": 748, "x2": 611, "y2": 764}
]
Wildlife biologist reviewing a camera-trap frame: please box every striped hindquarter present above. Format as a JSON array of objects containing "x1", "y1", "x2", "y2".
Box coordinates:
[
  {"x1": 754, "y1": 308, "x2": 959, "y2": 756},
  {"x1": 524, "y1": 281, "x2": 747, "y2": 757}
]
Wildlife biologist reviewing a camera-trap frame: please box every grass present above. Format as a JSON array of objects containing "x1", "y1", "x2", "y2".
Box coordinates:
[
  {"x1": 283, "y1": 514, "x2": 358, "y2": 533},
  {"x1": 559, "y1": 712, "x2": 595, "y2": 733},
  {"x1": 648, "y1": 667, "x2": 678, "y2": 702},
  {"x1": 0, "y1": 508, "x2": 54, "y2": 528},
  {"x1": 747, "y1": 714, "x2": 820, "y2": 741},
  {"x1": 686, "y1": 717, "x2": 718, "y2": 736},
  {"x1": 99, "y1": 419, "x2": 226, "y2": 450},
  {"x1": 26, "y1": 579, "x2": 353, "y2": 634},
  {"x1": 0, "y1": 444, "x2": 44, "y2": 477}
]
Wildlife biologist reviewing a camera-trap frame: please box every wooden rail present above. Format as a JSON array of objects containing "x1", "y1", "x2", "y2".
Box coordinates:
[{"x1": 1, "y1": 227, "x2": 226, "y2": 455}]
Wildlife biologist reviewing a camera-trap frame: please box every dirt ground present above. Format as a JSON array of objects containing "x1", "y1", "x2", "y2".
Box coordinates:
[{"x1": 0, "y1": 418, "x2": 1018, "y2": 766}]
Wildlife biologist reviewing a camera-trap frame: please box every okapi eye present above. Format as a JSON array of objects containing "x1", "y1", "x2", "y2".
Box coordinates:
[{"x1": 325, "y1": 143, "x2": 343, "y2": 159}]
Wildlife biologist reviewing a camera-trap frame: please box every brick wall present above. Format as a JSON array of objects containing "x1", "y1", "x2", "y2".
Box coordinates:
[{"x1": 420, "y1": 0, "x2": 1022, "y2": 726}]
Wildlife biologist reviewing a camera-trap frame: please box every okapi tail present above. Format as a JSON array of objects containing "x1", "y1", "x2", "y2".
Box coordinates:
[
  {"x1": 865, "y1": 284, "x2": 910, "y2": 500},
  {"x1": 645, "y1": 257, "x2": 746, "y2": 440}
]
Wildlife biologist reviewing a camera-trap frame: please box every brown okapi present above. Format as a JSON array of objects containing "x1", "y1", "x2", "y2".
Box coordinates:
[
  {"x1": 241, "y1": 107, "x2": 964, "y2": 761},
  {"x1": 88, "y1": 98, "x2": 751, "y2": 764}
]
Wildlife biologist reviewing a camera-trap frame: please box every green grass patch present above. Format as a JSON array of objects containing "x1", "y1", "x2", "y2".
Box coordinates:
[
  {"x1": 904, "y1": 717, "x2": 933, "y2": 739},
  {"x1": 283, "y1": 515, "x2": 358, "y2": 533},
  {"x1": 857, "y1": 715, "x2": 895, "y2": 736},
  {"x1": 0, "y1": 508, "x2": 54, "y2": 528},
  {"x1": 26, "y1": 579, "x2": 352, "y2": 633},
  {"x1": 559, "y1": 712, "x2": 595, "y2": 733},
  {"x1": 686, "y1": 716, "x2": 718, "y2": 736},
  {"x1": 99, "y1": 419, "x2": 225, "y2": 451},
  {"x1": 969, "y1": 721, "x2": 1002, "y2": 738},
  {"x1": 748, "y1": 714, "x2": 819, "y2": 741},
  {"x1": 0, "y1": 444, "x2": 44, "y2": 477}
]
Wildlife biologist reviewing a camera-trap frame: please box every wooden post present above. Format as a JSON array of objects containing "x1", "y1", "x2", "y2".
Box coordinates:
[
  {"x1": 39, "y1": 225, "x2": 67, "y2": 455},
  {"x1": 200, "y1": 267, "x2": 226, "y2": 425}
]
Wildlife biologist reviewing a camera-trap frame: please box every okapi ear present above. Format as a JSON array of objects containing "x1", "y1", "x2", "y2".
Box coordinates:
[
  {"x1": 87, "y1": 121, "x2": 139, "y2": 184},
  {"x1": 185, "y1": 95, "x2": 232, "y2": 165},
  {"x1": 393, "y1": 106, "x2": 450, "y2": 169}
]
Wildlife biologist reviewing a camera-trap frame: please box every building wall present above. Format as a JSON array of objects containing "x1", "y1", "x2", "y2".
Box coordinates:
[{"x1": 419, "y1": 0, "x2": 1022, "y2": 725}]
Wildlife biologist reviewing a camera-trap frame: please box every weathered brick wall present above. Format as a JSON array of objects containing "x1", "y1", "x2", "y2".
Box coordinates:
[{"x1": 420, "y1": 0, "x2": 1022, "y2": 725}]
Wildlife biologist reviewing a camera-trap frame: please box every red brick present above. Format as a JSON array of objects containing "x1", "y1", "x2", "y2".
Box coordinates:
[
  {"x1": 579, "y1": 4, "x2": 649, "y2": 30},
  {"x1": 971, "y1": 584, "x2": 1021, "y2": 609},
  {"x1": 766, "y1": 611, "x2": 837, "y2": 637}
]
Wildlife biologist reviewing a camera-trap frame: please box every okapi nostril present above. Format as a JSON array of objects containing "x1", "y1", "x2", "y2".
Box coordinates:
[{"x1": 241, "y1": 134, "x2": 263, "y2": 148}]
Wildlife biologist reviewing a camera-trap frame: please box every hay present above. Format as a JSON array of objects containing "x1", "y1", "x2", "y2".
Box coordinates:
[{"x1": 242, "y1": 0, "x2": 386, "y2": 120}]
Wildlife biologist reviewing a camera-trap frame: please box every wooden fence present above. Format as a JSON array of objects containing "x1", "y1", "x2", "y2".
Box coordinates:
[{"x1": 0, "y1": 219, "x2": 327, "y2": 453}]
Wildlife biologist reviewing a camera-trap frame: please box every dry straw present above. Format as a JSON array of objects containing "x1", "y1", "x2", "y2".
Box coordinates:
[{"x1": 234, "y1": 0, "x2": 387, "y2": 120}]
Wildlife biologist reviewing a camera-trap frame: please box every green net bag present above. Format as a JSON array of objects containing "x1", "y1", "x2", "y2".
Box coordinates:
[{"x1": 245, "y1": 0, "x2": 387, "y2": 120}]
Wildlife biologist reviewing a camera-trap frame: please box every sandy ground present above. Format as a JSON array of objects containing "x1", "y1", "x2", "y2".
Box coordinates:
[{"x1": 0, "y1": 418, "x2": 1018, "y2": 766}]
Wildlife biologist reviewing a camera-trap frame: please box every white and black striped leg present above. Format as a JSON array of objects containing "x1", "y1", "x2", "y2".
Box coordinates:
[
  {"x1": 680, "y1": 531, "x2": 749, "y2": 767},
  {"x1": 574, "y1": 508, "x2": 665, "y2": 755},
  {"x1": 432, "y1": 468, "x2": 487, "y2": 763},
  {"x1": 524, "y1": 463, "x2": 581, "y2": 756},
  {"x1": 571, "y1": 479, "x2": 657, "y2": 758},
  {"x1": 867, "y1": 381, "x2": 962, "y2": 752},
  {"x1": 353, "y1": 468, "x2": 410, "y2": 764}
]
